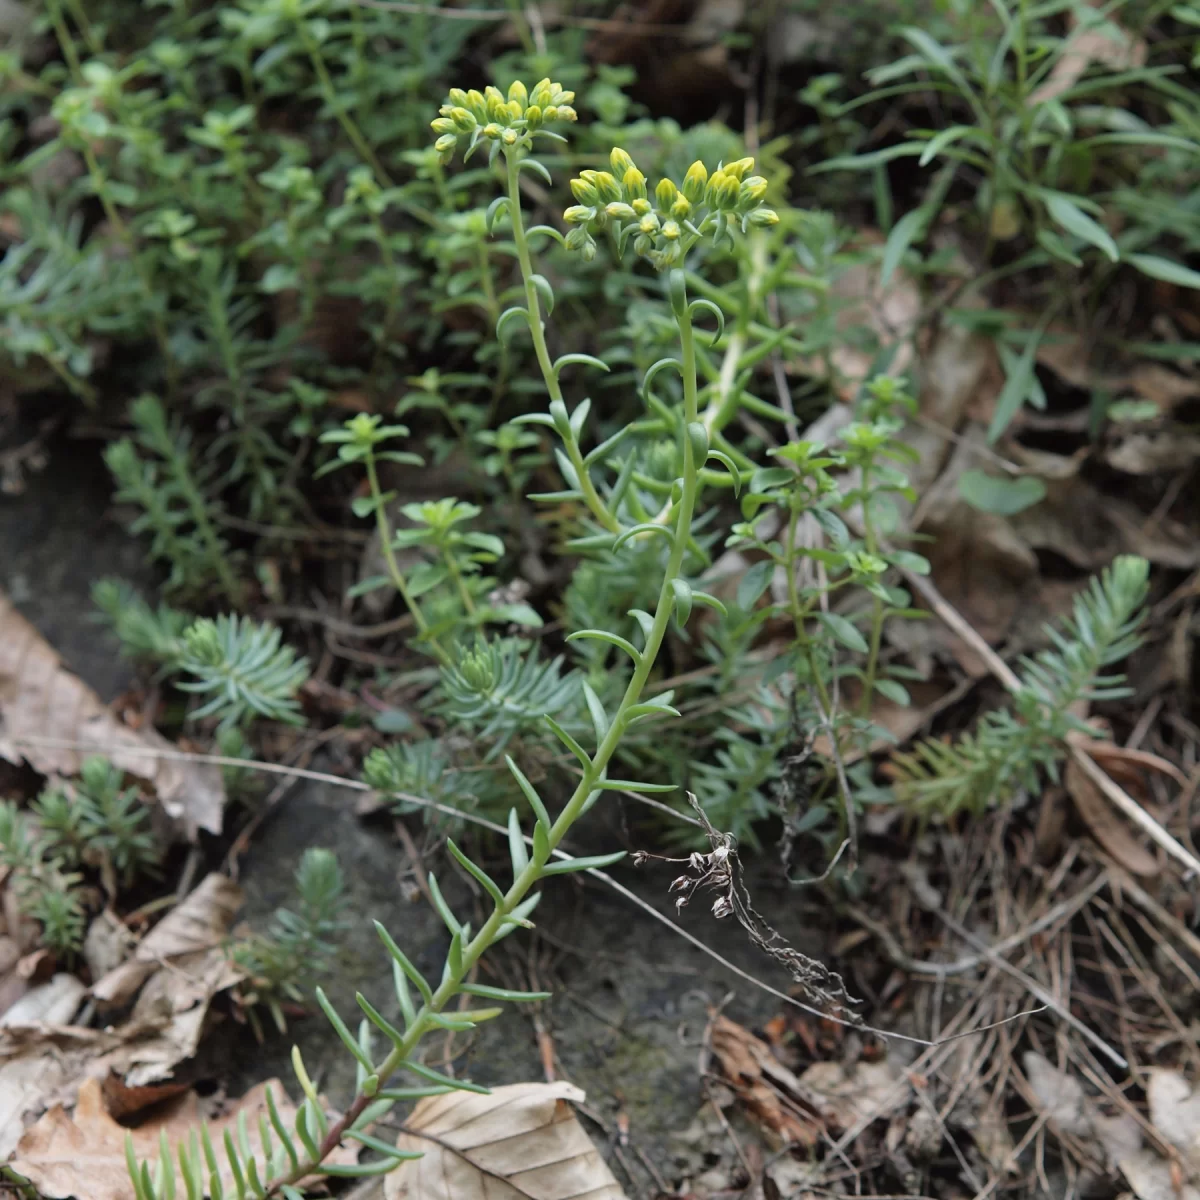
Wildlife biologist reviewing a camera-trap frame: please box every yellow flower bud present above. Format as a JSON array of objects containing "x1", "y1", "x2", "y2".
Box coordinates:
[
  {"x1": 466, "y1": 89, "x2": 487, "y2": 119},
  {"x1": 531, "y1": 78, "x2": 554, "y2": 108},
  {"x1": 571, "y1": 177, "x2": 600, "y2": 205},
  {"x1": 724, "y1": 156, "x2": 755, "y2": 181},
  {"x1": 610, "y1": 147, "x2": 636, "y2": 176},
  {"x1": 662, "y1": 219, "x2": 681, "y2": 240},
  {"x1": 589, "y1": 172, "x2": 619, "y2": 203},
  {"x1": 501, "y1": 128, "x2": 518, "y2": 145},
  {"x1": 430, "y1": 117, "x2": 456, "y2": 135},
  {"x1": 634, "y1": 233, "x2": 652, "y2": 257},
  {"x1": 671, "y1": 195, "x2": 691, "y2": 221},
  {"x1": 483, "y1": 122, "x2": 502, "y2": 139},
  {"x1": 623, "y1": 166, "x2": 647, "y2": 201},
  {"x1": 564, "y1": 204, "x2": 593, "y2": 225},
  {"x1": 506, "y1": 99, "x2": 522, "y2": 121},
  {"x1": 605, "y1": 201, "x2": 636, "y2": 220},
  {"x1": 703, "y1": 169, "x2": 726, "y2": 207},
  {"x1": 747, "y1": 207, "x2": 780, "y2": 226},
  {"x1": 682, "y1": 160, "x2": 708, "y2": 203},
  {"x1": 508, "y1": 80, "x2": 528, "y2": 109},
  {"x1": 542, "y1": 105, "x2": 558, "y2": 121},
  {"x1": 736, "y1": 176, "x2": 768, "y2": 213},
  {"x1": 525, "y1": 104, "x2": 542, "y2": 129},
  {"x1": 555, "y1": 90, "x2": 575, "y2": 106},
  {"x1": 639, "y1": 212, "x2": 660, "y2": 235},
  {"x1": 655, "y1": 177, "x2": 679, "y2": 212},
  {"x1": 484, "y1": 85, "x2": 505, "y2": 105},
  {"x1": 449, "y1": 106, "x2": 476, "y2": 131},
  {"x1": 556, "y1": 105, "x2": 577, "y2": 122},
  {"x1": 447, "y1": 88, "x2": 468, "y2": 108},
  {"x1": 632, "y1": 197, "x2": 651, "y2": 216},
  {"x1": 486, "y1": 92, "x2": 506, "y2": 121},
  {"x1": 434, "y1": 133, "x2": 457, "y2": 156}
]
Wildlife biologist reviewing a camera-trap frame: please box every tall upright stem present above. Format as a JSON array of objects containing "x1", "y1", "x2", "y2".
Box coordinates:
[
  {"x1": 266, "y1": 265, "x2": 704, "y2": 1200},
  {"x1": 505, "y1": 151, "x2": 619, "y2": 533}
]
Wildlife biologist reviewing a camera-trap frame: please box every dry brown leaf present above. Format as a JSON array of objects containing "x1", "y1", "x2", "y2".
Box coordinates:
[
  {"x1": 1147, "y1": 1068, "x2": 1200, "y2": 1168},
  {"x1": 709, "y1": 1014, "x2": 820, "y2": 1147},
  {"x1": 1121, "y1": 1151, "x2": 1200, "y2": 1200},
  {"x1": 10, "y1": 1073, "x2": 352, "y2": 1200},
  {"x1": 796, "y1": 1059, "x2": 908, "y2": 1132},
  {"x1": 0, "y1": 589, "x2": 225, "y2": 835},
  {"x1": 1023, "y1": 1052, "x2": 1141, "y2": 1172},
  {"x1": 0, "y1": 973, "x2": 85, "y2": 1028},
  {"x1": 385, "y1": 1081, "x2": 627, "y2": 1200},
  {"x1": 1030, "y1": 6, "x2": 1145, "y2": 104},
  {"x1": 0, "y1": 882, "x2": 243, "y2": 1149},
  {"x1": 1066, "y1": 757, "x2": 1159, "y2": 877},
  {"x1": 1121, "y1": 1071, "x2": 1200, "y2": 1200},
  {"x1": 92, "y1": 873, "x2": 242, "y2": 1008}
]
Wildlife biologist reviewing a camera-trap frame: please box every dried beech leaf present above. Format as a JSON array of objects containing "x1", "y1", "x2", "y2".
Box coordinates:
[
  {"x1": 709, "y1": 1014, "x2": 820, "y2": 1147},
  {"x1": 10, "y1": 1074, "x2": 353, "y2": 1200},
  {"x1": 1146, "y1": 1068, "x2": 1200, "y2": 1168},
  {"x1": 1030, "y1": 7, "x2": 1145, "y2": 104},
  {"x1": 0, "y1": 590, "x2": 225, "y2": 835},
  {"x1": 1065, "y1": 757, "x2": 1159, "y2": 877},
  {"x1": 0, "y1": 973, "x2": 85, "y2": 1028},
  {"x1": 386, "y1": 1081, "x2": 628, "y2": 1200},
  {"x1": 796, "y1": 1058, "x2": 908, "y2": 1132},
  {"x1": 92, "y1": 873, "x2": 243, "y2": 1007}
]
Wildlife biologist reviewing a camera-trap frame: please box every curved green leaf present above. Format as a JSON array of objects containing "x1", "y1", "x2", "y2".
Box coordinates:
[
  {"x1": 544, "y1": 715, "x2": 592, "y2": 769},
  {"x1": 505, "y1": 756, "x2": 551, "y2": 832},
  {"x1": 612, "y1": 522, "x2": 675, "y2": 552},
  {"x1": 485, "y1": 195, "x2": 510, "y2": 234},
  {"x1": 496, "y1": 304, "x2": 530, "y2": 343},
  {"x1": 530, "y1": 272, "x2": 555, "y2": 315},
  {"x1": 526, "y1": 223, "x2": 566, "y2": 245},
  {"x1": 688, "y1": 297, "x2": 725, "y2": 345},
  {"x1": 566, "y1": 628, "x2": 643, "y2": 666},
  {"x1": 553, "y1": 353, "x2": 610, "y2": 381},
  {"x1": 1043, "y1": 192, "x2": 1119, "y2": 263},
  {"x1": 542, "y1": 850, "x2": 627, "y2": 876}
]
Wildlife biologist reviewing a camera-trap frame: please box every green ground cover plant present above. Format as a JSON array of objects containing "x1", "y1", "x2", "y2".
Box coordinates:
[{"x1": 0, "y1": 1, "x2": 1194, "y2": 1193}]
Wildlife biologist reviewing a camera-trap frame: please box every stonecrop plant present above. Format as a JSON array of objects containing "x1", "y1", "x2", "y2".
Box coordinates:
[{"x1": 121, "y1": 78, "x2": 814, "y2": 1199}]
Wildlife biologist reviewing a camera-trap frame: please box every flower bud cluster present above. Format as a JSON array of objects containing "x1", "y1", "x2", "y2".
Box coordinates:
[
  {"x1": 564, "y1": 148, "x2": 779, "y2": 269},
  {"x1": 430, "y1": 78, "x2": 576, "y2": 163}
]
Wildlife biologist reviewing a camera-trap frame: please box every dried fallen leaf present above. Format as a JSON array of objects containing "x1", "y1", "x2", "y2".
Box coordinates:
[
  {"x1": 1121, "y1": 1150, "x2": 1200, "y2": 1200},
  {"x1": 386, "y1": 1081, "x2": 627, "y2": 1200},
  {"x1": 0, "y1": 589, "x2": 225, "y2": 835},
  {"x1": 1023, "y1": 1052, "x2": 1141, "y2": 1172},
  {"x1": 1066, "y1": 757, "x2": 1159, "y2": 878},
  {"x1": 796, "y1": 1058, "x2": 908, "y2": 1132},
  {"x1": 1146, "y1": 1068, "x2": 1200, "y2": 1168},
  {"x1": 92, "y1": 873, "x2": 243, "y2": 1008},
  {"x1": 0, "y1": 973, "x2": 85, "y2": 1028},
  {"x1": 1119, "y1": 1069, "x2": 1200, "y2": 1200},
  {"x1": 10, "y1": 1074, "x2": 353, "y2": 1200},
  {"x1": 1030, "y1": 5, "x2": 1145, "y2": 104},
  {"x1": 709, "y1": 1015, "x2": 819, "y2": 1147}
]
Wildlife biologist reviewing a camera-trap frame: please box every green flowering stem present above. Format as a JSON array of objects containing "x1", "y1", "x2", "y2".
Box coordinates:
[
  {"x1": 362, "y1": 451, "x2": 450, "y2": 668},
  {"x1": 504, "y1": 148, "x2": 619, "y2": 535},
  {"x1": 648, "y1": 234, "x2": 773, "y2": 529},
  {"x1": 262, "y1": 281, "x2": 703, "y2": 1200}
]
